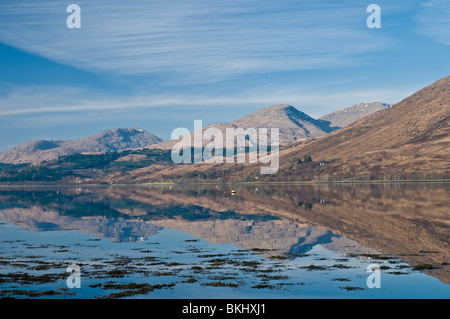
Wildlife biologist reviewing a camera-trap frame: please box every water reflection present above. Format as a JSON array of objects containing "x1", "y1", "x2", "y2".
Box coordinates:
[{"x1": 0, "y1": 182, "x2": 449, "y2": 284}]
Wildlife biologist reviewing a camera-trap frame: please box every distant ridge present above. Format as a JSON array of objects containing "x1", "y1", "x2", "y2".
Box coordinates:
[
  {"x1": 231, "y1": 104, "x2": 337, "y2": 141},
  {"x1": 0, "y1": 102, "x2": 399, "y2": 166},
  {"x1": 320, "y1": 102, "x2": 391, "y2": 128},
  {"x1": 151, "y1": 104, "x2": 339, "y2": 150},
  {"x1": 0, "y1": 128, "x2": 163, "y2": 164}
]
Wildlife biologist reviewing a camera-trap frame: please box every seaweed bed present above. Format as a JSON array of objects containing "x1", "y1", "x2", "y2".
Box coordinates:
[{"x1": 0, "y1": 236, "x2": 444, "y2": 299}]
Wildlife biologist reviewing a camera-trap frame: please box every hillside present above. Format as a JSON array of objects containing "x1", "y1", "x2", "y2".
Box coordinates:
[
  {"x1": 264, "y1": 76, "x2": 450, "y2": 180},
  {"x1": 0, "y1": 128, "x2": 163, "y2": 164},
  {"x1": 109, "y1": 76, "x2": 449, "y2": 183}
]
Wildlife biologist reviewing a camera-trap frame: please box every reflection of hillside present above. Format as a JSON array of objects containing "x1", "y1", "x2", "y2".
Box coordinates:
[
  {"x1": 151, "y1": 218, "x2": 355, "y2": 257},
  {"x1": 0, "y1": 207, "x2": 162, "y2": 242},
  {"x1": 0, "y1": 183, "x2": 448, "y2": 283},
  {"x1": 253, "y1": 183, "x2": 450, "y2": 284},
  {"x1": 0, "y1": 187, "x2": 377, "y2": 259},
  {"x1": 104, "y1": 184, "x2": 450, "y2": 283},
  {"x1": 226, "y1": 183, "x2": 450, "y2": 283},
  {"x1": 0, "y1": 204, "x2": 367, "y2": 258}
]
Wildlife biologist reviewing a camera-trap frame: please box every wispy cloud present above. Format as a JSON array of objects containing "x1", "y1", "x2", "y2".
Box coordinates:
[
  {"x1": 414, "y1": 0, "x2": 450, "y2": 45},
  {"x1": 0, "y1": 0, "x2": 394, "y2": 82},
  {"x1": 0, "y1": 83, "x2": 413, "y2": 119}
]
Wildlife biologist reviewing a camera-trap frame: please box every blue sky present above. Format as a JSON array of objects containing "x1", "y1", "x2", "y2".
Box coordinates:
[{"x1": 0, "y1": 0, "x2": 449, "y2": 151}]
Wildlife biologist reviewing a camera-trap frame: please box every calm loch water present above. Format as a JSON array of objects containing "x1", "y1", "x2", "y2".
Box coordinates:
[{"x1": 0, "y1": 183, "x2": 449, "y2": 298}]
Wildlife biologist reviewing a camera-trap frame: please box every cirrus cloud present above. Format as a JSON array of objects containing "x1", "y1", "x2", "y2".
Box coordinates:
[
  {"x1": 0, "y1": 0, "x2": 394, "y2": 82},
  {"x1": 415, "y1": 0, "x2": 450, "y2": 45}
]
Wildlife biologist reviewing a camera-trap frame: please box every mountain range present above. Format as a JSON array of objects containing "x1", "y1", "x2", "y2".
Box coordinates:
[
  {"x1": 150, "y1": 103, "x2": 342, "y2": 150},
  {"x1": 0, "y1": 100, "x2": 389, "y2": 165},
  {"x1": 152, "y1": 102, "x2": 395, "y2": 151},
  {"x1": 94, "y1": 76, "x2": 449, "y2": 183},
  {"x1": 0, "y1": 128, "x2": 162, "y2": 164},
  {"x1": 0, "y1": 76, "x2": 448, "y2": 182},
  {"x1": 235, "y1": 76, "x2": 450, "y2": 180}
]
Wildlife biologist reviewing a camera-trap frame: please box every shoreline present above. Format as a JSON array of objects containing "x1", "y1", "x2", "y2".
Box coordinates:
[{"x1": 0, "y1": 179, "x2": 449, "y2": 188}]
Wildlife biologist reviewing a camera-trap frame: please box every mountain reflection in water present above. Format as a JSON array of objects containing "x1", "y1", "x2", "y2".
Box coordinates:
[{"x1": 0, "y1": 183, "x2": 448, "y2": 284}]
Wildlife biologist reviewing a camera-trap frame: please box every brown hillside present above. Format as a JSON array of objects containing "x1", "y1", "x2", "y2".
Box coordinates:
[
  {"x1": 270, "y1": 76, "x2": 450, "y2": 179},
  {"x1": 118, "y1": 77, "x2": 449, "y2": 182},
  {"x1": 60, "y1": 77, "x2": 449, "y2": 184}
]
